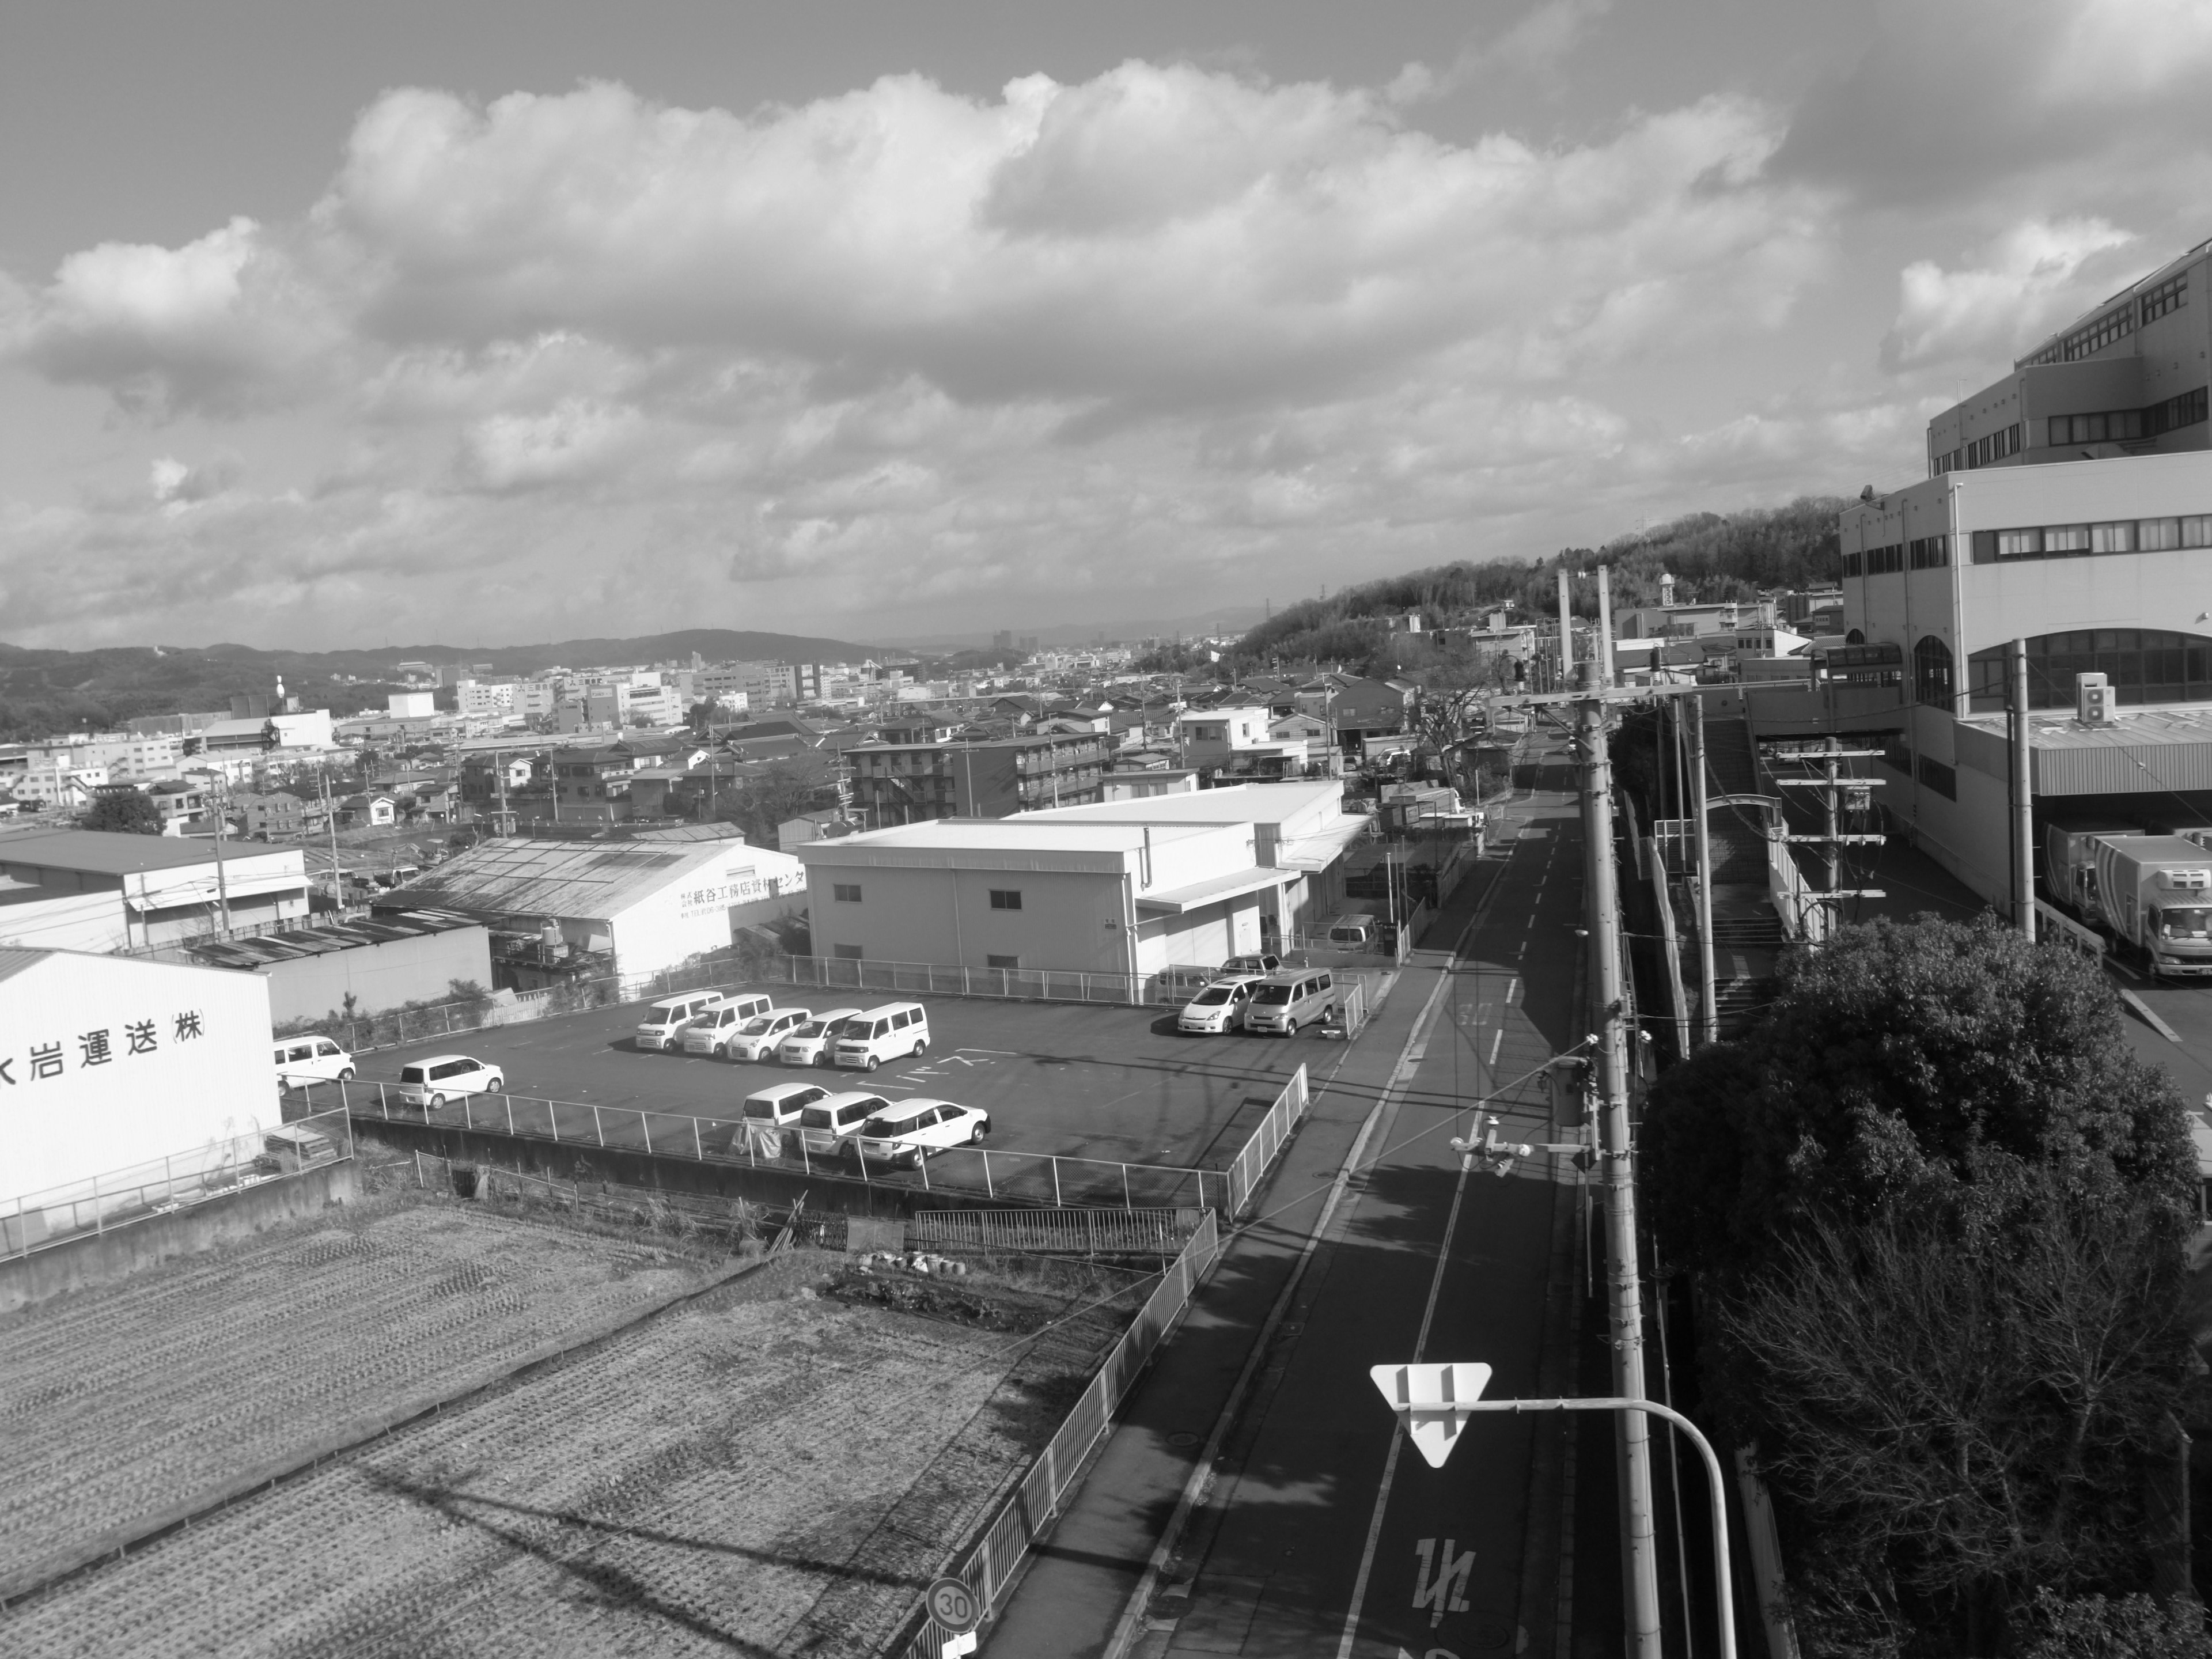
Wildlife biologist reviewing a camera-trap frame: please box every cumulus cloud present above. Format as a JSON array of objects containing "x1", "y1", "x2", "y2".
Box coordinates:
[
  {"x1": 1884, "y1": 218, "x2": 2140, "y2": 369},
  {"x1": 0, "y1": 60, "x2": 1847, "y2": 646}
]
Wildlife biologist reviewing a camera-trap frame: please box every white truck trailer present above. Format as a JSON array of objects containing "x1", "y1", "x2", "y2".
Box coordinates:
[{"x1": 2089, "y1": 834, "x2": 2212, "y2": 978}]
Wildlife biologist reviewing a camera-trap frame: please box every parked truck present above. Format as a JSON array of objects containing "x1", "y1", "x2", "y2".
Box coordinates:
[
  {"x1": 2089, "y1": 834, "x2": 2212, "y2": 977},
  {"x1": 2043, "y1": 817, "x2": 2144, "y2": 923}
]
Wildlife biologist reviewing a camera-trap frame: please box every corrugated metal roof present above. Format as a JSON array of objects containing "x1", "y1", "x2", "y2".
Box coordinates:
[
  {"x1": 0, "y1": 946, "x2": 47, "y2": 984},
  {"x1": 1956, "y1": 707, "x2": 2212, "y2": 796},
  {"x1": 377, "y1": 835, "x2": 748, "y2": 922},
  {"x1": 0, "y1": 828, "x2": 300, "y2": 877}
]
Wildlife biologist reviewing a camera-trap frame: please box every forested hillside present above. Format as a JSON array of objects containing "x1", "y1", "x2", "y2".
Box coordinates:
[{"x1": 1225, "y1": 497, "x2": 1848, "y2": 673}]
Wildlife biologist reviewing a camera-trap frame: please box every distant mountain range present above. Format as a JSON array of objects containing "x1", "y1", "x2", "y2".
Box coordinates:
[
  {"x1": 0, "y1": 628, "x2": 874, "y2": 743},
  {"x1": 871, "y1": 605, "x2": 1270, "y2": 652}
]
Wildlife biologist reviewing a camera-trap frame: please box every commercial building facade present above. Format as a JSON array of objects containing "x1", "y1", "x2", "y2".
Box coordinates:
[
  {"x1": 846, "y1": 733, "x2": 1108, "y2": 825},
  {"x1": 0, "y1": 830, "x2": 310, "y2": 950}
]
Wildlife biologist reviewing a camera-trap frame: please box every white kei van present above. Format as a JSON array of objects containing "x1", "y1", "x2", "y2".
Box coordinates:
[
  {"x1": 1241, "y1": 969, "x2": 1336, "y2": 1037},
  {"x1": 635, "y1": 990, "x2": 726, "y2": 1051},
  {"x1": 832, "y1": 1002, "x2": 931, "y2": 1071},
  {"x1": 678, "y1": 993, "x2": 777, "y2": 1056}
]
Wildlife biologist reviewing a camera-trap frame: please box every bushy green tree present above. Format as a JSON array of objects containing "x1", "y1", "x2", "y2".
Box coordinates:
[
  {"x1": 82, "y1": 786, "x2": 164, "y2": 835},
  {"x1": 1643, "y1": 915, "x2": 2199, "y2": 1654}
]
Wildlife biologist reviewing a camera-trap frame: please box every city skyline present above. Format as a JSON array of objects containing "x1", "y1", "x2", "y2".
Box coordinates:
[{"x1": 5, "y1": 0, "x2": 2211, "y2": 652}]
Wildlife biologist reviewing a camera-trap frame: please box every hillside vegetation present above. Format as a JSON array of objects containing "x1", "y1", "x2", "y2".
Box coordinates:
[{"x1": 1227, "y1": 497, "x2": 1849, "y2": 674}]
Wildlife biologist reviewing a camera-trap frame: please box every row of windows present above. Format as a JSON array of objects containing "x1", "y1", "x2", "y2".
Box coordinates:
[
  {"x1": 1962, "y1": 629, "x2": 2212, "y2": 713},
  {"x1": 1909, "y1": 535, "x2": 1950, "y2": 569},
  {"x1": 1931, "y1": 424, "x2": 2022, "y2": 476},
  {"x1": 832, "y1": 880, "x2": 1025, "y2": 910},
  {"x1": 1913, "y1": 636, "x2": 1953, "y2": 707},
  {"x1": 2143, "y1": 272, "x2": 2190, "y2": 325},
  {"x1": 2045, "y1": 389, "x2": 2209, "y2": 449},
  {"x1": 1973, "y1": 514, "x2": 2212, "y2": 562},
  {"x1": 1843, "y1": 543, "x2": 1905, "y2": 578},
  {"x1": 2023, "y1": 302, "x2": 2137, "y2": 367}
]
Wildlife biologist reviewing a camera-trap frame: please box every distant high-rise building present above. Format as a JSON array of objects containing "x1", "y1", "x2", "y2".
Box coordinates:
[{"x1": 993, "y1": 630, "x2": 1014, "y2": 652}]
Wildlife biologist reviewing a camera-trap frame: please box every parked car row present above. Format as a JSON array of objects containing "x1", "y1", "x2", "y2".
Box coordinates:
[
  {"x1": 1177, "y1": 965, "x2": 1339, "y2": 1037},
  {"x1": 734, "y1": 1081, "x2": 989, "y2": 1169},
  {"x1": 635, "y1": 993, "x2": 933, "y2": 1072}
]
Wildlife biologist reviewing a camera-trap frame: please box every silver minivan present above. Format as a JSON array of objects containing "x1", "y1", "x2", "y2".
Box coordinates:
[
  {"x1": 832, "y1": 1003, "x2": 931, "y2": 1071},
  {"x1": 637, "y1": 990, "x2": 726, "y2": 1051},
  {"x1": 679, "y1": 993, "x2": 777, "y2": 1056},
  {"x1": 1242, "y1": 969, "x2": 1336, "y2": 1037}
]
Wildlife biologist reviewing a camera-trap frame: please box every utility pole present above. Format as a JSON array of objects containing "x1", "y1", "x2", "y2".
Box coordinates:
[
  {"x1": 1574, "y1": 652, "x2": 1664, "y2": 1659},
  {"x1": 210, "y1": 771, "x2": 233, "y2": 937},
  {"x1": 1556, "y1": 570, "x2": 1574, "y2": 692},
  {"x1": 1823, "y1": 736, "x2": 1840, "y2": 893},
  {"x1": 1596, "y1": 564, "x2": 1616, "y2": 690},
  {"x1": 1687, "y1": 695, "x2": 1717, "y2": 1048},
  {"x1": 2011, "y1": 637, "x2": 2036, "y2": 940}
]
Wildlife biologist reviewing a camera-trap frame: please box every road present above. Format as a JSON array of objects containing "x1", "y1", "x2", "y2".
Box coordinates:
[{"x1": 987, "y1": 725, "x2": 1613, "y2": 1658}]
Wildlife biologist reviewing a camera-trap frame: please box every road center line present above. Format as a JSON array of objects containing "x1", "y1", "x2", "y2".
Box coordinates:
[{"x1": 1335, "y1": 1127, "x2": 1477, "y2": 1659}]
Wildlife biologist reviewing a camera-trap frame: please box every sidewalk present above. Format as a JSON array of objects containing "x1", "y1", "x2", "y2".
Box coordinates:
[{"x1": 979, "y1": 859, "x2": 1506, "y2": 1658}]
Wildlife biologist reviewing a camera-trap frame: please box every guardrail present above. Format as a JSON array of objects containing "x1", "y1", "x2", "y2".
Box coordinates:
[
  {"x1": 2, "y1": 1108, "x2": 354, "y2": 1260},
  {"x1": 894, "y1": 1208, "x2": 1224, "y2": 1658}
]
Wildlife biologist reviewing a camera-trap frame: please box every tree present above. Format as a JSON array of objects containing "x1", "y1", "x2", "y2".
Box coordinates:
[
  {"x1": 1643, "y1": 914, "x2": 2195, "y2": 1281},
  {"x1": 1642, "y1": 915, "x2": 2200, "y2": 1653},
  {"x1": 83, "y1": 787, "x2": 164, "y2": 835}
]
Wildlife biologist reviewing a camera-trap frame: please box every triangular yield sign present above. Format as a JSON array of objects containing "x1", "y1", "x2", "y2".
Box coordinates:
[{"x1": 1369, "y1": 1362, "x2": 1493, "y2": 1469}]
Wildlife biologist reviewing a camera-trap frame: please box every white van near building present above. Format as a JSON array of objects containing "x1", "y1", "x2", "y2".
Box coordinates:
[{"x1": 833, "y1": 1003, "x2": 931, "y2": 1071}]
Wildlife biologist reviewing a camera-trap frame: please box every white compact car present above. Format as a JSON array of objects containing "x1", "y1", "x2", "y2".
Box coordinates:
[
  {"x1": 1177, "y1": 974, "x2": 1266, "y2": 1035},
  {"x1": 849, "y1": 1099, "x2": 991, "y2": 1168},
  {"x1": 679, "y1": 993, "x2": 777, "y2": 1056},
  {"x1": 274, "y1": 1035, "x2": 355, "y2": 1088},
  {"x1": 397, "y1": 1055, "x2": 505, "y2": 1109},
  {"x1": 637, "y1": 991, "x2": 726, "y2": 1052},
  {"x1": 722, "y1": 1008, "x2": 811, "y2": 1062},
  {"x1": 776, "y1": 1008, "x2": 863, "y2": 1067}
]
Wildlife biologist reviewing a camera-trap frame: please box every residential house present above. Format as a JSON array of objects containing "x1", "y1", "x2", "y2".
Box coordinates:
[{"x1": 341, "y1": 793, "x2": 399, "y2": 828}]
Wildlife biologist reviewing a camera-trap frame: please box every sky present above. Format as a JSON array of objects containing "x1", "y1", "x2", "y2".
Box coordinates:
[{"x1": 4, "y1": 0, "x2": 2211, "y2": 653}]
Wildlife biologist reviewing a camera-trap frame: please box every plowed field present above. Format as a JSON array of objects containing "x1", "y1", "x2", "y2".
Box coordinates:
[
  {"x1": 0, "y1": 1205, "x2": 713, "y2": 1599},
  {"x1": 0, "y1": 1258, "x2": 1124, "y2": 1658}
]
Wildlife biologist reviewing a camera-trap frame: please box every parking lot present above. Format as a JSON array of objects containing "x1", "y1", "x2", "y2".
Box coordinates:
[{"x1": 315, "y1": 983, "x2": 1361, "y2": 1206}]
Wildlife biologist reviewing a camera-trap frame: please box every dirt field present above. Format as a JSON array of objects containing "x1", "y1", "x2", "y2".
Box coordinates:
[
  {"x1": 0, "y1": 1203, "x2": 717, "y2": 1600},
  {"x1": 0, "y1": 1239, "x2": 1133, "y2": 1658}
]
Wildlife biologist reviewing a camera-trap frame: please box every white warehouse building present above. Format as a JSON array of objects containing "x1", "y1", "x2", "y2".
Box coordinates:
[
  {"x1": 794, "y1": 781, "x2": 1372, "y2": 982},
  {"x1": 1, "y1": 948, "x2": 276, "y2": 1232}
]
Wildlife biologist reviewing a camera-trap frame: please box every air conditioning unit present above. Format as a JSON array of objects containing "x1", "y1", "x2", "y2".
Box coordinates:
[
  {"x1": 2159, "y1": 868, "x2": 2211, "y2": 891},
  {"x1": 2077, "y1": 671, "x2": 2113, "y2": 725}
]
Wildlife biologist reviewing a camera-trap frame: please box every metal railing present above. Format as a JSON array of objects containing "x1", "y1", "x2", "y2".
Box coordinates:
[
  {"x1": 895, "y1": 1209, "x2": 1224, "y2": 1658},
  {"x1": 325, "y1": 1079, "x2": 1230, "y2": 1211},
  {"x1": 1224, "y1": 1064, "x2": 1309, "y2": 1217},
  {"x1": 910, "y1": 1207, "x2": 1203, "y2": 1256},
  {"x1": 323, "y1": 1060, "x2": 1315, "y2": 1221},
  {"x1": 2, "y1": 1107, "x2": 354, "y2": 1260}
]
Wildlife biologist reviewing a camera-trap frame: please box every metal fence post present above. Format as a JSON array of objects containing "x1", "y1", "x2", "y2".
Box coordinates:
[
  {"x1": 1051, "y1": 1157, "x2": 1062, "y2": 1207},
  {"x1": 692, "y1": 1119, "x2": 704, "y2": 1160},
  {"x1": 983, "y1": 1150, "x2": 993, "y2": 1199},
  {"x1": 642, "y1": 1113, "x2": 653, "y2": 1155},
  {"x1": 1121, "y1": 1164, "x2": 1132, "y2": 1210},
  {"x1": 592, "y1": 1104, "x2": 604, "y2": 1147},
  {"x1": 505, "y1": 1095, "x2": 515, "y2": 1137}
]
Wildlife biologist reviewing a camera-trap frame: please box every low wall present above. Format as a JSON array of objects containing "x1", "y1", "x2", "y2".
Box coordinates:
[
  {"x1": 0, "y1": 1159, "x2": 359, "y2": 1316},
  {"x1": 356, "y1": 1118, "x2": 1023, "y2": 1222}
]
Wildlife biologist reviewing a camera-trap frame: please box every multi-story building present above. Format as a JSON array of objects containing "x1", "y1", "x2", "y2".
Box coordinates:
[
  {"x1": 845, "y1": 733, "x2": 1109, "y2": 825},
  {"x1": 1924, "y1": 237, "x2": 2212, "y2": 480},
  {"x1": 1826, "y1": 232, "x2": 2212, "y2": 908},
  {"x1": 456, "y1": 678, "x2": 518, "y2": 723}
]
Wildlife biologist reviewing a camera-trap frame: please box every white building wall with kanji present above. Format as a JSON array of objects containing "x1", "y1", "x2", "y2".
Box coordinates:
[{"x1": 0, "y1": 949, "x2": 274, "y2": 1202}]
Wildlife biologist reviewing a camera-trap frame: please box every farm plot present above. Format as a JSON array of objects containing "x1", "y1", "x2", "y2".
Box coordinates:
[
  {"x1": 0, "y1": 1260, "x2": 1134, "y2": 1659},
  {"x1": 0, "y1": 1204, "x2": 714, "y2": 1599}
]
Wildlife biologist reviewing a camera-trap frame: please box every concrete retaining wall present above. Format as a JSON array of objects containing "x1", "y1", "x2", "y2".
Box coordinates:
[
  {"x1": 0, "y1": 1159, "x2": 360, "y2": 1316},
  {"x1": 357, "y1": 1116, "x2": 1027, "y2": 1222}
]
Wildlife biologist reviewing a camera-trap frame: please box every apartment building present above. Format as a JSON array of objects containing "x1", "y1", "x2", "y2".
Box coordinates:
[{"x1": 845, "y1": 732, "x2": 1108, "y2": 825}]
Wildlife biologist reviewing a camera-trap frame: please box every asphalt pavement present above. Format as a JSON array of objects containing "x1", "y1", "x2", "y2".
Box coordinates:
[{"x1": 984, "y1": 735, "x2": 1603, "y2": 1658}]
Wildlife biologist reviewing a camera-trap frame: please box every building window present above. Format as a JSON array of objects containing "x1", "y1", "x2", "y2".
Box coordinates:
[
  {"x1": 986, "y1": 954, "x2": 1020, "y2": 969},
  {"x1": 1909, "y1": 535, "x2": 1950, "y2": 569},
  {"x1": 1863, "y1": 543, "x2": 1905, "y2": 575},
  {"x1": 1842, "y1": 550, "x2": 1863, "y2": 577},
  {"x1": 834, "y1": 944, "x2": 863, "y2": 960},
  {"x1": 1915, "y1": 755, "x2": 1958, "y2": 800},
  {"x1": 2142, "y1": 272, "x2": 2188, "y2": 325},
  {"x1": 988, "y1": 889, "x2": 1022, "y2": 910},
  {"x1": 1965, "y1": 629, "x2": 2212, "y2": 713},
  {"x1": 1913, "y1": 637, "x2": 1954, "y2": 708},
  {"x1": 2090, "y1": 521, "x2": 2135, "y2": 554},
  {"x1": 832, "y1": 882, "x2": 862, "y2": 903}
]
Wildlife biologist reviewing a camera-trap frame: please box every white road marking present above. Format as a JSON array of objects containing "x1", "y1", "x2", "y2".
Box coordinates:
[
  {"x1": 1488, "y1": 1029, "x2": 1503, "y2": 1066},
  {"x1": 1505, "y1": 979, "x2": 1520, "y2": 1006}
]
